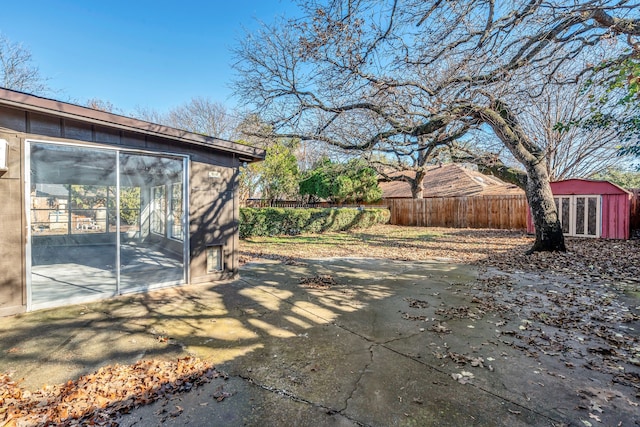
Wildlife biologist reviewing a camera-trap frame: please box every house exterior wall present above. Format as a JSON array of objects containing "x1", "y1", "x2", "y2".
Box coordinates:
[
  {"x1": 188, "y1": 161, "x2": 238, "y2": 283},
  {"x1": 0, "y1": 134, "x2": 25, "y2": 316},
  {"x1": 0, "y1": 102, "x2": 246, "y2": 315}
]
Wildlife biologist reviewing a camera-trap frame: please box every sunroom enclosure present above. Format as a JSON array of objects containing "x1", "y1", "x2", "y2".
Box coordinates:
[{"x1": 27, "y1": 141, "x2": 188, "y2": 310}]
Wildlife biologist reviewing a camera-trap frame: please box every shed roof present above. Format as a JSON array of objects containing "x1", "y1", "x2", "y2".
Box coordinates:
[
  {"x1": 380, "y1": 163, "x2": 524, "y2": 198},
  {"x1": 550, "y1": 178, "x2": 631, "y2": 196},
  {"x1": 0, "y1": 88, "x2": 264, "y2": 163}
]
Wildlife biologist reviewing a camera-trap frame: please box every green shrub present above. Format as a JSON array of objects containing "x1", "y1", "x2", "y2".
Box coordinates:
[{"x1": 239, "y1": 207, "x2": 390, "y2": 238}]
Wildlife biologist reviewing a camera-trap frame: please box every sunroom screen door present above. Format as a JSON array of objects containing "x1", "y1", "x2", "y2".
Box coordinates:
[{"x1": 28, "y1": 141, "x2": 187, "y2": 310}]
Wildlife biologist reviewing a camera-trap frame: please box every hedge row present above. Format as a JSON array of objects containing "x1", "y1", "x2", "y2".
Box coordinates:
[{"x1": 239, "y1": 207, "x2": 390, "y2": 238}]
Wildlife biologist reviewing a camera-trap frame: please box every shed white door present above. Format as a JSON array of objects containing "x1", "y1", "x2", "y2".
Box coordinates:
[{"x1": 554, "y1": 195, "x2": 601, "y2": 238}]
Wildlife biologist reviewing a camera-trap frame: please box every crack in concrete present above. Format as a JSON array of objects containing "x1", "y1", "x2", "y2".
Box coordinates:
[
  {"x1": 379, "y1": 342, "x2": 565, "y2": 425},
  {"x1": 341, "y1": 343, "x2": 375, "y2": 413},
  {"x1": 239, "y1": 275, "x2": 565, "y2": 425},
  {"x1": 237, "y1": 374, "x2": 371, "y2": 427},
  {"x1": 381, "y1": 331, "x2": 425, "y2": 345}
]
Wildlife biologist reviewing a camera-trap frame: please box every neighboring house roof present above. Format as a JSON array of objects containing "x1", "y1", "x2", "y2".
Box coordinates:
[
  {"x1": 380, "y1": 163, "x2": 525, "y2": 198},
  {"x1": 0, "y1": 87, "x2": 264, "y2": 163}
]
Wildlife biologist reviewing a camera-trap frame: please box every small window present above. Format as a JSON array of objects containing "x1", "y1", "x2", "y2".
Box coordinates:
[{"x1": 207, "y1": 246, "x2": 223, "y2": 272}]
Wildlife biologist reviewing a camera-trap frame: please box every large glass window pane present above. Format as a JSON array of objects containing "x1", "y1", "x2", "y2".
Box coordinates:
[
  {"x1": 119, "y1": 186, "x2": 141, "y2": 235},
  {"x1": 118, "y1": 153, "x2": 185, "y2": 291},
  {"x1": 560, "y1": 197, "x2": 570, "y2": 234},
  {"x1": 575, "y1": 197, "x2": 585, "y2": 235},
  {"x1": 151, "y1": 185, "x2": 166, "y2": 235},
  {"x1": 30, "y1": 143, "x2": 117, "y2": 308},
  {"x1": 30, "y1": 143, "x2": 187, "y2": 308},
  {"x1": 70, "y1": 185, "x2": 109, "y2": 234},
  {"x1": 106, "y1": 186, "x2": 118, "y2": 233},
  {"x1": 587, "y1": 197, "x2": 598, "y2": 236}
]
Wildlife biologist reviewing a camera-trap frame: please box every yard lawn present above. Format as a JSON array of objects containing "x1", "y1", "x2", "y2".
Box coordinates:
[
  {"x1": 240, "y1": 225, "x2": 533, "y2": 263},
  {"x1": 240, "y1": 224, "x2": 640, "y2": 286}
]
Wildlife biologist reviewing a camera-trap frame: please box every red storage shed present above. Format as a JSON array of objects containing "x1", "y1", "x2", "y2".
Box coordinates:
[{"x1": 527, "y1": 179, "x2": 632, "y2": 240}]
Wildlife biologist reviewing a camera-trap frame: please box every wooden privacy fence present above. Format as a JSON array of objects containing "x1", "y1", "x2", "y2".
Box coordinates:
[{"x1": 386, "y1": 195, "x2": 529, "y2": 229}]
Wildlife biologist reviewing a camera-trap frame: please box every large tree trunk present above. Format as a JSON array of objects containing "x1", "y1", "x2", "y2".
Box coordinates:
[
  {"x1": 410, "y1": 169, "x2": 426, "y2": 199},
  {"x1": 523, "y1": 161, "x2": 566, "y2": 253},
  {"x1": 470, "y1": 102, "x2": 566, "y2": 253}
]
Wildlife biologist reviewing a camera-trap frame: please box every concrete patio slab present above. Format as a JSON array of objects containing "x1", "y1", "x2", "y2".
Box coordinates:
[{"x1": 1, "y1": 257, "x2": 635, "y2": 426}]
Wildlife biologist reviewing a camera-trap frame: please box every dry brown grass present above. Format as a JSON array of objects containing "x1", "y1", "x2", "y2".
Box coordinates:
[{"x1": 240, "y1": 224, "x2": 640, "y2": 285}]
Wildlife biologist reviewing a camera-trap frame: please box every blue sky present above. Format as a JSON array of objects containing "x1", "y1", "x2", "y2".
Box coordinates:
[{"x1": 2, "y1": 1, "x2": 298, "y2": 114}]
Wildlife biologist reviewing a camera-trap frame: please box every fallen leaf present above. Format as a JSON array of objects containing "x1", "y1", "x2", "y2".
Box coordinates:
[
  {"x1": 588, "y1": 413, "x2": 601, "y2": 422},
  {"x1": 430, "y1": 323, "x2": 451, "y2": 334},
  {"x1": 170, "y1": 405, "x2": 184, "y2": 417},
  {"x1": 212, "y1": 385, "x2": 232, "y2": 402}
]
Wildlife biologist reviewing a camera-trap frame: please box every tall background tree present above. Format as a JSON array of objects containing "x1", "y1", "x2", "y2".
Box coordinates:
[
  {"x1": 233, "y1": 0, "x2": 640, "y2": 252},
  {"x1": 300, "y1": 157, "x2": 382, "y2": 204},
  {"x1": 0, "y1": 33, "x2": 49, "y2": 95},
  {"x1": 255, "y1": 139, "x2": 301, "y2": 203},
  {"x1": 133, "y1": 97, "x2": 239, "y2": 140},
  {"x1": 456, "y1": 76, "x2": 633, "y2": 185}
]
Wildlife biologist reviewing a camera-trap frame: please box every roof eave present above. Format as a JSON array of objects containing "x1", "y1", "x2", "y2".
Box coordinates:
[{"x1": 0, "y1": 88, "x2": 265, "y2": 163}]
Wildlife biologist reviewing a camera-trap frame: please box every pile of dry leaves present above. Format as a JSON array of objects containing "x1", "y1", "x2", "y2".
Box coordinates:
[
  {"x1": 299, "y1": 274, "x2": 338, "y2": 290},
  {"x1": 479, "y1": 236, "x2": 640, "y2": 286},
  {"x1": 0, "y1": 357, "x2": 224, "y2": 426}
]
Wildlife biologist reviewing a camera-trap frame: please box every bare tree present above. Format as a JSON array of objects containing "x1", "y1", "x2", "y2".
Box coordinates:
[
  {"x1": 373, "y1": 126, "x2": 472, "y2": 199},
  {"x1": 85, "y1": 98, "x2": 119, "y2": 114},
  {"x1": 233, "y1": 0, "x2": 640, "y2": 252},
  {"x1": 522, "y1": 81, "x2": 628, "y2": 180},
  {"x1": 131, "y1": 105, "x2": 167, "y2": 125},
  {"x1": 0, "y1": 34, "x2": 49, "y2": 95},
  {"x1": 165, "y1": 97, "x2": 239, "y2": 140},
  {"x1": 132, "y1": 97, "x2": 239, "y2": 140},
  {"x1": 458, "y1": 77, "x2": 631, "y2": 183}
]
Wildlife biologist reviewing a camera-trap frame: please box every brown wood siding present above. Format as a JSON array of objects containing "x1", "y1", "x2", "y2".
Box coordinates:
[
  {"x1": 62, "y1": 119, "x2": 93, "y2": 141},
  {"x1": 29, "y1": 112, "x2": 62, "y2": 138},
  {"x1": 188, "y1": 161, "x2": 238, "y2": 284},
  {"x1": 387, "y1": 195, "x2": 528, "y2": 230},
  {"x1": 0, "y1": 104, "x2": 241, "y2": 166},
  {"x1": 0, "y1": 134, "x2": 25, "y2": 316}
]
